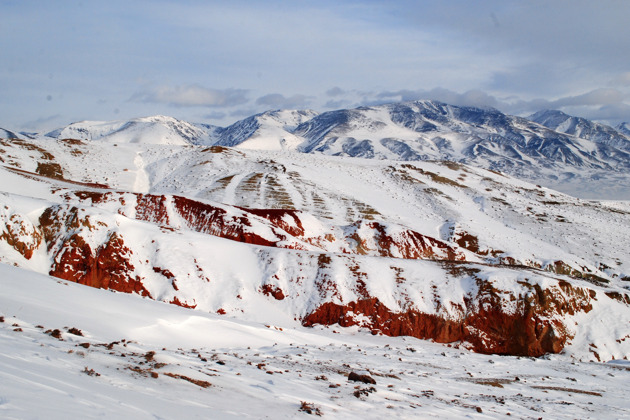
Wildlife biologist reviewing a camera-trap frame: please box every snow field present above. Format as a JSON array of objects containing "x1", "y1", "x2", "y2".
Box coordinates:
[{"x1": 2, "y1": 265, "x2": 629, "y2": 419}]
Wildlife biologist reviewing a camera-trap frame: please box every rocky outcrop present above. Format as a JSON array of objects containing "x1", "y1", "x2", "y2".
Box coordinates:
[
  {"x1": 342, "y1": 220, "x2": 464, "y2": 260},
  {"x1": 39, "y1": 205, "x2": 150, "y2": 297},
  {"x1": 0, "y1": 207, "x2": 42, "y2": 259},
  {"x1": 63, "y1": 190, "x2": 467, "y2": 262},
  {"x1": 303, "y1": 275, "x2": 596, "y2": 357}
]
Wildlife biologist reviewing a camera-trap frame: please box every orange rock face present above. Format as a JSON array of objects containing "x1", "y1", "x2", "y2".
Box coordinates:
[
  {"x1": 28, "y1": 195, "x2": 616, "y2": 358},
  {"x1": 169, "y1": 296, "x2": 197, "y2": 309},
  {"x1": 47, "y1": 231, "x2": 151, "y2": 297}
]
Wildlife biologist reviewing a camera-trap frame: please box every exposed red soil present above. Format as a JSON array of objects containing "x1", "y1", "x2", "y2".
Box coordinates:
[{"x1": 173, "y1": 196, "x2": 277, "y2": 247}]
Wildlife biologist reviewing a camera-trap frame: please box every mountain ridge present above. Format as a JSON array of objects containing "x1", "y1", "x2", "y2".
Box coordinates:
[{"x1": 4, "y1": 100, "x2": 629, "y2": 198}]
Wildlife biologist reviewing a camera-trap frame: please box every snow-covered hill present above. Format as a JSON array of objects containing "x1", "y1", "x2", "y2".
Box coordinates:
[
  {"x1": 44, "y1": 115, "x2": 219, "y2": 146},
  {"x1": 1, "y1": 135, "x2": 629, "y2": 361},
  {"x1": 215, "y1": 109, "x2": 318, "y2": 150}
]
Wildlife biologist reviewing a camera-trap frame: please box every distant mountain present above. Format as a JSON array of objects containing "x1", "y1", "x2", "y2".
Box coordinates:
[
  {"x1": 44, "y1": 115, "x2": 220, "y2": 146},
  {"x1": 214, "y1": 109, "x2": 318, "y2": 150},
  {"x1": 0, "y1": 128, "x2": 24, "y2": 139},
  {"x1": 209, "y1": 102, "x2": 630, "y2": 181},
  {"x1": 290, "y1": 101, "x2": 630, "y2": 170},
  {"x1": 6, "y1": 100, "x2": 630, "y2": 199},
  {"x1": 529, "y1": 109, "x2": 630, "y2": 152},
  {"x1": 618, "y1": 122, "x2": 630, "y2": 136}
]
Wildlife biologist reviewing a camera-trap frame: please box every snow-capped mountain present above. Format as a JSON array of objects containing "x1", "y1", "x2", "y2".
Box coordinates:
[
  {"x1": 0, "y1": 127, "x2": 26, "y2": 140},
  {"x1": 12, "y1": 100, "x2": 630, "y2": 198},
  {"x1": 530, "y1": 109, "x2": 630, "y2": 151},
  {"x1": 618, "y1": 121, "x2": 630, "y2": 136},
  {"x1": 44, "y1": 115, "x2": 220, "y2": 146},
  {"x1": 284, "y1": 101, "x2": 630, "y2": 199},
  {"x1": 291, "y1": 101, "x2": 630, "y2": 167},
  {"x1": 214, "y1": 109, "x2": 318, "y2": 150}
]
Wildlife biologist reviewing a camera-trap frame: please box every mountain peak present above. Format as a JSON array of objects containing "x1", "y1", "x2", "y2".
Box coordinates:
[
  {"x1": 617, "y1": 122, "x2": 630, "y2": 136},
  {"x1": 530, "y1": 109, "x2": 630, "y2": 151}
]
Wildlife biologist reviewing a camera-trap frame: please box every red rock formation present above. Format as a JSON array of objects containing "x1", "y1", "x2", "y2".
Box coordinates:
[
  {"x1": 169, "y1": 296, "x2": 197, "y2": 309},
  {"x1": 135, "y1": 195, "x2": 170, "y2": 225},
  {"x1": 40, "y1": 206, "x2": 150, "y2": 297},
  {"x1": 0, "y1": 211, "x2": 42, "y2": 259},
  {"x1": 303, "y1": 277, "x2": 596, "y2": 357},
  {"x1": 260, "y1": 284, "x2": 286, "y2": 300},
  {"x1": 345, "y1": 221, "x2": 465, "y2": 261},
  {"x1": 48, "y1": 231, "x2": 151, "y2": 297},
  {"x1": 65, "y1": 191, "x2": 467, "y2": 262},
  {"x1": 173, "y1": 196, "x2": 277, "y2": 247},
  {"x1": 240, "y1": 207, "x2": 305, "y2": 237}
]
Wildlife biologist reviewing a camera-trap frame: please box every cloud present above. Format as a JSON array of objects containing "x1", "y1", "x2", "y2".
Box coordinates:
[
  {"x1": 326, "y1": 87, "x2": 346, "y2": 97},
  {"x1": 131, "y1": 84, "x2": 249, "y2": 107},
  {"x1": 375, "y1": 88, "x2": 500, "y2": 109},
  {"x1": 229, "y1": 108, "x2": 260, "y2": 118},
  {"x1": 610, "y1": 72, "x2": 630, "y2": 87},
  {"x1": 203, "y1": 111, "x2": 227, "y2": 120},
  {"x1": 255, "y1": 93, "x2": 313, "y2": 109},
  {"x1": 584, "y1": 103, "x2": 630, "y2": 122},
  {"x1": 324, "y1": 99, "x2": 351, "y2": 109},
  {"x1": 551, "y1": 88, "x2": 625, "y2": 107},
  {"x1": 19, "y1": 114, "x2": 63, "y2": 132}
]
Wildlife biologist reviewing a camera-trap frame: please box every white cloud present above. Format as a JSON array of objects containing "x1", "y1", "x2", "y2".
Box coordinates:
[
  {"x1": 326, "y1": 87, "x2": 346, "y2": 97},
  {"x1": 131, "y1": 85, "x2": 249, "y2": 108},
  {"x1": 551, "y1": 89, "x2": 625, "y2": 107},
  {"x1": 375, "y1": 88, "x2": 499, "y2": 109},
  {"x1": 610, "y1": 72, "x2": 630, "y2": 87},
  {"x1": 255, "y1": 93, "x2": 313, "y2": 109}
]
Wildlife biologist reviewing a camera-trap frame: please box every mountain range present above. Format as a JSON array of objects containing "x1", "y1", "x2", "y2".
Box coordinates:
[{"x1": 6, "y1": 100, "x2": 630, "y2": 199}]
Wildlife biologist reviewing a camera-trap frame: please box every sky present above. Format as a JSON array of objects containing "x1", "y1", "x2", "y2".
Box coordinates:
[{"x1": 2, "y1": 0, "x2": 630, "y2": 132}]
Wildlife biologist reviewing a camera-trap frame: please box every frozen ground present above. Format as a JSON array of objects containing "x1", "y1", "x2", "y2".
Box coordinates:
[{"x1": 1, "y1": 264, "x2": 629, "y2": 419}]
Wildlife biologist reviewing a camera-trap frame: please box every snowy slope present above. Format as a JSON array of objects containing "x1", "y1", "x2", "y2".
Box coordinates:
[
  {"x1": 214, "y1": 109, "x2": 318, "y2": 150},
  {"x1": 2, "y1": 115, "x2": 630, "y2": 417},
  {"x1": 2, "y1": 264, "x2": 630, "y2": 419},
  {"x1": 618, "y1": 122, "x2": 630, "y2": 136},
  {"x1": 2, "y1": 136, "x2": 629, "y2": 285}
]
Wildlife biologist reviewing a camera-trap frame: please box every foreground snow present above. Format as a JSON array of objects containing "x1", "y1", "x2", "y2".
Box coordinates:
[{"x1": 1, "y1": 264, "x2": 629, "y2": 419}]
